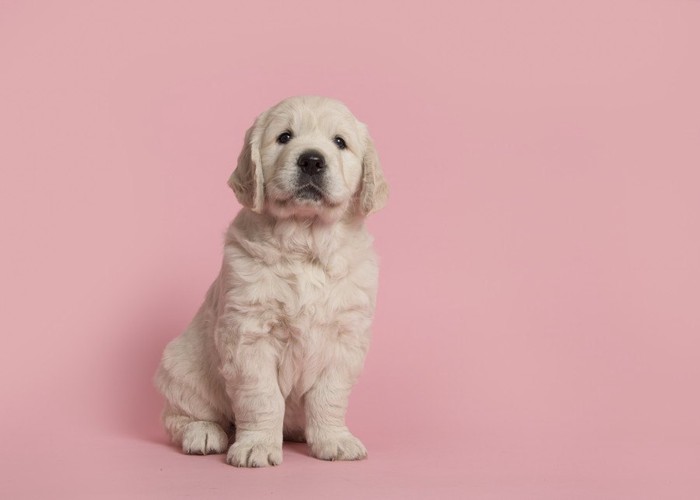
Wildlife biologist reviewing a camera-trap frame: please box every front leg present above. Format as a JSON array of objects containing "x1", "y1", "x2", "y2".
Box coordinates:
[
  {"x1": 304, "y1": 350, "x2": 368, "y2": 461},
  {"x1": 224, "y1": 339, "x2": 284, "y2": 467}
]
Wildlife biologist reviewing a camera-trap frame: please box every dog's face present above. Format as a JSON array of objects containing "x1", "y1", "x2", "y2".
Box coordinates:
[{"x1": 229, "y1": 96, "x2": 387, "y2": 222}]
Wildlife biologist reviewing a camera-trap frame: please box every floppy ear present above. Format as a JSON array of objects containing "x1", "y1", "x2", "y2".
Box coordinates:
[
  {"x1": 359, "y1": 131, "x2": 389, "y2": 215},
  {"x1": 228, "y1": 118, "x2": 265, "y2": 213}
]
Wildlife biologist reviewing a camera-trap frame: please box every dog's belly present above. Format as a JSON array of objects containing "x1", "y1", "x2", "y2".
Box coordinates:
[
  {"x1": 272, "y1": 292, "x2": 371, "y2": 438},
  {"x1": 253, "y1": 257, "x2": 373, "y2": 400},
  {"x1": 270, "y1": 283, "x2": 368, "y2": 397}
]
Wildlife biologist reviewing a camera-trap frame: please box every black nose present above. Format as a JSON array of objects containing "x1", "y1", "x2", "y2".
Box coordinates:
[{"x1": 297, "y1": 151, "x2": 326, "y2": 176}]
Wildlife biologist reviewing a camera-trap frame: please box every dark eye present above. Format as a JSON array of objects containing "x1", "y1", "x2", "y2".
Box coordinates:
[
  {"x1": 333, "y1": 136, "x2": 347, "y2": 149},
  {"x1": 277, "y1": 131, "x2": 292, "y2": 144}
]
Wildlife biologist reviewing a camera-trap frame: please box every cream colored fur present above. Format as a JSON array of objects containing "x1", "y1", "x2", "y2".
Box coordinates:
[{"x1": 154, "y1": 96, "x2": 387, "y2": 467}]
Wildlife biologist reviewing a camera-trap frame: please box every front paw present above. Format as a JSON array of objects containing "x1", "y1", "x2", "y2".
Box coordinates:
[
  {"x1": 309, "y1": 431, "x2": 367, "y2": 461},
  {"x1": 226, "y1": 435, "x2": 282, "y2": 467}
]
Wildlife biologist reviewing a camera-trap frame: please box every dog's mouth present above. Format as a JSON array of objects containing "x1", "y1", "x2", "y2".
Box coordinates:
[
  {"x1": 271, "y1": 183, "x2": 343, "y2": 212},
  {"x1": 294, "y1": 184, "x2": 325, "y2": 202}
]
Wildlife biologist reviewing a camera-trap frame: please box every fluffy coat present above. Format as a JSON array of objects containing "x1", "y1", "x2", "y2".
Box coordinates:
[{"x1": 155, "y1": 96, "x2": 387, "y2": 467}]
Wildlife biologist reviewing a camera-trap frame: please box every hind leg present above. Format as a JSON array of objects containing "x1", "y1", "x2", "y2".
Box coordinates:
[
  {"x1": 155, "y1": 306, "x2": 234, "y2": 455},
  {"x1": 163, "y1": 402, "x2": 231, "y2": 455},
  {"x1": 156, "y1": 346, "x2": 232, "y2": 455}
]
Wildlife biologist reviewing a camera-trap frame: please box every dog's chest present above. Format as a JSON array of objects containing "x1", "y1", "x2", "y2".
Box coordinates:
[
  {"x1": 266, "y1": 257, "x2": 372, "y2": 398},
  {"x1": 224, "y1": 219, "x2": 377, "y2": 398}
]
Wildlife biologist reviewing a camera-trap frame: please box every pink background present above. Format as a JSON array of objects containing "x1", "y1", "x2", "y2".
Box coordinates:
[{"x1": 1, "y1": 1, "x2": 699, "y2": 498}]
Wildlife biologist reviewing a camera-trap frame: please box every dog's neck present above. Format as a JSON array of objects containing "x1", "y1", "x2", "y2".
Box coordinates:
[{"x1": 227, "y1": 209, "x2": 370, "y2": 270}]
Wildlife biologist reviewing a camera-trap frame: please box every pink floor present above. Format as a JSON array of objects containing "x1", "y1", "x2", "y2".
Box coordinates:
[{"x1": 4, "y1": 424, "x2": 698, "y2": 499}]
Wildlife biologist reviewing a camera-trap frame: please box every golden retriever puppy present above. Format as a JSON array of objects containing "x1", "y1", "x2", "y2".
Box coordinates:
[{"x1": 155, "y1": 96, "x2": 388, "y2": 467}]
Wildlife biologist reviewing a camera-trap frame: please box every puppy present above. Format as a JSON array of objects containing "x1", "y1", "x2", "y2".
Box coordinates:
[{"x1": 155, "y1": 96, "x2": 388, "y2": 467}]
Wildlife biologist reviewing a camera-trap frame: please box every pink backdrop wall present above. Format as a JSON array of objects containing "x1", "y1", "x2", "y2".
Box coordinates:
[{"x1": 1, "y1": 1, "x2": 699, "y2": 498}]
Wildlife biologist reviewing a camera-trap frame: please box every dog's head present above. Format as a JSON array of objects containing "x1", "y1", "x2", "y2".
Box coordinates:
[{"x1": 229, "y1": 96, "x2": 388, "y2": 222}]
